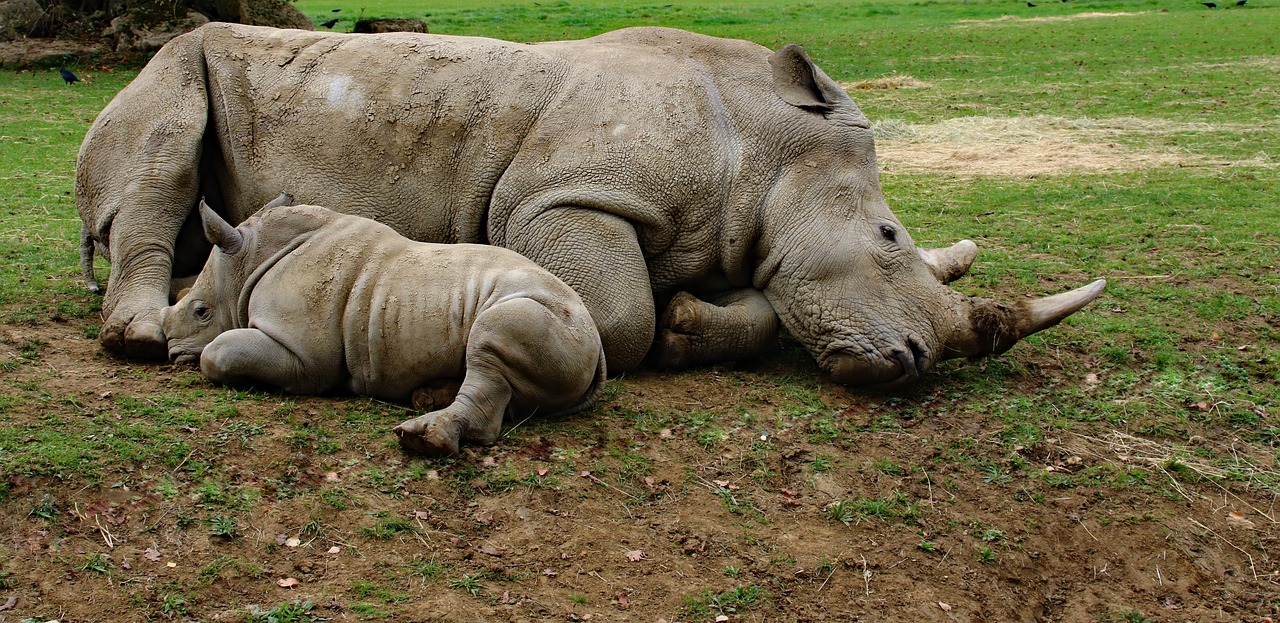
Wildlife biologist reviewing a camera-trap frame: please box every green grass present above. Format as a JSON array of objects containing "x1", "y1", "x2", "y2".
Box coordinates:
[{"x1": 1, "y1": 1, "x2": 1278, "y2": 619}]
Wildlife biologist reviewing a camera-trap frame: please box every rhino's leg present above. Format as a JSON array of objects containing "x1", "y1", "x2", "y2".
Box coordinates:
[
  {"x1": 501, "y1": 210, "x2": 653, "y2": 373},
  {"x1": 656, "y1": 289, "x2": 781, "y2": 369},
  {"x1": 394, "y1": 297, "x2": 601, "y2": 456},
  {"x1": 200, "y1": 328, "x2": 336, "y2": 395},
  {"x1": 78, "y1": 29, "x2": 209, "y2": 360}
]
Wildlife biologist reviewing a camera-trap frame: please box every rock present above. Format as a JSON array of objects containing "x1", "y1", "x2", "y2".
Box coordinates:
[
  {"x1": 352, "y1": 18, "x2": 428, "y2": 34},
  {"x1": 230, "y1": 0, "x2": 313, "y2": 30},
  {"x1": 107, "y1": 9, "x2": 209, "y2": 53},
  {"x1": 0, "y1": 0, "x2": 41, "y2": 42}
]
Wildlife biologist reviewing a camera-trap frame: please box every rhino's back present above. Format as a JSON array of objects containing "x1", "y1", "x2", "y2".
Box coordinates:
[{"x1": 200, "y1": 24, "x2": 569, "y2": 243}]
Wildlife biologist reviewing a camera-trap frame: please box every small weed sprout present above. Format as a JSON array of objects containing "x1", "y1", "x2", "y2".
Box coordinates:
[
  {"x1": 245, "y1": 600, "x2": 320, "y2": 623},
  {"x1": 409, "y1": 557, "x2": 446, "y2": 580},
  {"x1": 723, "y1": 565, "x2": 741, "y2": 578},
  {"x1": 160, "y1": 593, "x2": 190, "y2": 618},
  {"x1": 449, "y1": 574, "x2": 485, "y2": 597},
  {"x1": 918, "y1": 540, "x2": 938, "y2": 552},
  {"x1": 980, "y1": 528, "x2": 1006, "y2": 543},
  {"x1": 569, "y1": 594, "x2": 589, "y2": 604},
  {"x1": 810, "y1": 455, "x2": 835, "y2": 473},
  {"x1": 977, "y1": 546, "x2": 996, "y2": 563},
  {"x1": 982, "y1": 465, "x2": 1013, "y2": 485},
  {"x1": 207, "y1": 515, "x2": 238, "y2": 538},
  {"x1": 828, "y1": 499, "x2": 855, "y2": 525},
  {"x1": 76, "y1": 552, "x2": 113, "y2": 574}
]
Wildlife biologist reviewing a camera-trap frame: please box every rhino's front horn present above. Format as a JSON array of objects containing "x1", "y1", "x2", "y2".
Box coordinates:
[
  {"x1": 945, "y1": 279, "x2": 1106, "y2": 358},
  {"x1": 199, "y1": 199, "x2": 244, "y2": 255},
  {"x1": 920, "y1": 240, "x2": 978, "y2": 284}
]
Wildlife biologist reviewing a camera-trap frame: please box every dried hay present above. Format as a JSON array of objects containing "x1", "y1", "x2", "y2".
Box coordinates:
[
  {"x1": 954, "y1": 11, "x2": 1145, "y2": 27},
  {"x1": 871, "y1": 115, "x2": 1272, "y2": 176},
  {"x1": 841, "y1": 75, "x2": 933, "y2": 90}
]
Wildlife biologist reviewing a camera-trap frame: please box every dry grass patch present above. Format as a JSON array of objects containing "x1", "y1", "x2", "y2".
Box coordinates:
[
  {"x1": 841, "y1": 74, "x2": 933, "y2": 90},
  {"x1": 872, "y1": 115, "x2": 1278, "y2": 176},
  {"x1": 954, "y1": 11, "x2": 1146, "y2": 27}
]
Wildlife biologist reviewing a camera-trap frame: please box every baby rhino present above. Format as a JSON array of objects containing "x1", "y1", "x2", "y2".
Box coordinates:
[{"x1": 162, "y1": 196, "x2": 606, "y2": 456}]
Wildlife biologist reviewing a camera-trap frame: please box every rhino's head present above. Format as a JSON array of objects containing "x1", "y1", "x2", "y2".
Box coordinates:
[
  {"x1": 756, "y1": 45, "x2": 1104, "y2": 388},
  {"x1": 162, "y1": 194, "x2": 313, "y2": 365},
  {"x1": 161, "y1": 200, "x2": 255, "y2": 365}
]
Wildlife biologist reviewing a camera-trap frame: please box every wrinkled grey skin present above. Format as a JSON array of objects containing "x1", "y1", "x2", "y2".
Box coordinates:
[
  {"x1": 80, "y1": 24, "x2": 1105, "y2": 387},
  {"x1": 161, "y1": 199, "x2": 606, "y2": 455}
]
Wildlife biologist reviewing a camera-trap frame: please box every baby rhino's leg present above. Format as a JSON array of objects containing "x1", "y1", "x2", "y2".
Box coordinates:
[
  {"x1": 394, "y1": 297, "x2": 599, "y2": 456},
  {"x1": 410, "y1": 379, "x2": 462, "y2": 411},
  {"x1": 201, "y1": 328, "x2": 338, "y2": 395}
]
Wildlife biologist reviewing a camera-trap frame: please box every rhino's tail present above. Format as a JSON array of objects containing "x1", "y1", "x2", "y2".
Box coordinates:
[{"x1": 80, "y1": 222, "x2": 101, "y2": 294}]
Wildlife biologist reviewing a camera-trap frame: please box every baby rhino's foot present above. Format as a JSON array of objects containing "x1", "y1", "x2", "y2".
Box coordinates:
[
  {"x1": 410, "y1": 380, "x2": 461, "y2": 411},
  {"x1": 394, "y1": 411, "x2": 464, "y2": 457}
]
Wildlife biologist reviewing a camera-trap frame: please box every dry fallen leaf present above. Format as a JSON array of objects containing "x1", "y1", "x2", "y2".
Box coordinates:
[
  {"x1": 143, "y1": 548, "x2": 162, "y2": 562},
  {"x1": 542, "y1": 568, "x2": 558, "y2": 577},
  {"x1": 324, "y1": 472, "x2": 340, "y2": 482},
  {"x1": 413, "y1": 510, "x2": 432, "y2": 520},
  {"x1": 938, "y1": 602, "x2": 952, "y2": 612},
  {"x1": 478, "y1": 544, "x2": 502, "y2": 557},
  {"x1": 537, "y1": 467, "x2": 549, "y2": 477},
  {"x1": 715, "y1": 616, "x2": 729, "y2": 622},
  {"x1": 482, "y1": 456, "x2": 498, "y2": 467},
  {"x1": 0, "y1": 595, "x2": 17, "y2": 611},
  {"x1": 285, "y1": 537, "x2": 301, "y2": 548},
  {"x1": 277, "y1": 577, "x2": 301, "y2": 588},
  {"x1": 275, "y1": 534, "x2": 289, "y2": 546},
  {"x1": 615, "y1": 592, "x2": 630, "y2": 609},
  {"x1": 1225, "y1": 511, "x2": 1256, "y2": 529},
  {"x1": 327, "y1": 546, "x2": 340, "y2": 554},
  {"x1": 166, "y1": 562, "x2": 176, "y2": 568},
  {"x1": 1211, "y1": 332, "x2": 1221, "y2": 340},
  {"x1": 625, "y1": 549, "x2": 645, "y2": 562},
  {"x1": 1084, "y1": 373, "x2": 1100, "y2": 384},
  {"x1": 659, "y1": 428, "x2": 674, "y2": 439}
]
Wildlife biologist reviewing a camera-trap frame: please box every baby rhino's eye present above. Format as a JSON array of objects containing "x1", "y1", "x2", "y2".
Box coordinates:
[{"x1": 879, "y1": 225, "x2": 897, "y2": 242}]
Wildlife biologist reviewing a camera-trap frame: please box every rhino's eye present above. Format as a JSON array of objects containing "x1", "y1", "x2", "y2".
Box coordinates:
[
  {"x1": 879, "y1": 225, "x2": 897, "y2": 242},
  {"x1": 194, "y1": 305, "x2": 212, "y2": 322}
]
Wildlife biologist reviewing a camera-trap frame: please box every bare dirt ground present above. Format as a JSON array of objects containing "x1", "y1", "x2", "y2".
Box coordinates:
[{"x1": 1, "y1": 318, "x2": 1277, "y2": 623}]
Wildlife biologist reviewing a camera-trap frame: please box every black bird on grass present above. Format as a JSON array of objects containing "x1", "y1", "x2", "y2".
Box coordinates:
[
  {"x1": 1026, "y1": 2, "x2": 1036, "y2": 6},
  {"x1": 1236, "y1": 0, "x2": 1246, "y2": 6},
  {"x1": 1201, "y1": 1, "x2": 1217, "y2": 7},
  {"x1": 59, "y1": 68, "x2": 79, "y2": 84},
  {"x1": 321, "y1": 18, "x2": 339, "y2": 27},
  {"x1": 331, "y1": 7, "x2": 341, "y2": 11}
]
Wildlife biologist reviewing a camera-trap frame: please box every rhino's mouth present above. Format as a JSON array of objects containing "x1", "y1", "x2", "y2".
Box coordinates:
[
  {"x1": 820, "y1": 337, "x2": 931, "y2": 388},
  {"x1": 169, "y1": 348, "x2": 201, "y2": 367}
]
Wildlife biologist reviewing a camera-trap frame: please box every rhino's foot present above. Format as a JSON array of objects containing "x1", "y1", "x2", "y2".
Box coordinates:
[
  {"x1": 101, "y1": 317, "x2": 169, "y2": 361},
  {"x1": 656, "y1": 292, "x2": 706, "y2": 368},
  {"x1": 662, "y1": 291, "x2": 703, "y2": 335},
  {"x1": 394, "y1": 412, "x2": 465, "y2": 457},
  {"x1": 410, "y1": 380, "x2": 462, "y2": 412}
]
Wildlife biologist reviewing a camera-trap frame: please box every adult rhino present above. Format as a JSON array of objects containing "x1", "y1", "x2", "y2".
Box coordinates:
[{"x1": 77, "y1": 23, "x2": 1105, "y2": 387}]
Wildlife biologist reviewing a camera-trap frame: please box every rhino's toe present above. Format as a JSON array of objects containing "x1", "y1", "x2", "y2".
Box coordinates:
[
  {"x1": 123, "y1": 320, "x2": 169, "y2": 361},
  {"x1": 394, "y1": 415, "x2": 462, "y2": 457}
]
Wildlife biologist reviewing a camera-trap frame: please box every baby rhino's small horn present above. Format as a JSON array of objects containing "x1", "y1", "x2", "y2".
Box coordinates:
[{"x1": 199, "y1": 199, "x2": 244, "y2": 255}]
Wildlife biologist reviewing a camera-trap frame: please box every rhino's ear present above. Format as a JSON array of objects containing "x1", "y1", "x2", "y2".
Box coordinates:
[
  {"x1": 769, "y1": 44, "x2": 847, "y2": 112},
  {"x1": 199, "y1": 199, "x2": 244, "y2": 255}
]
